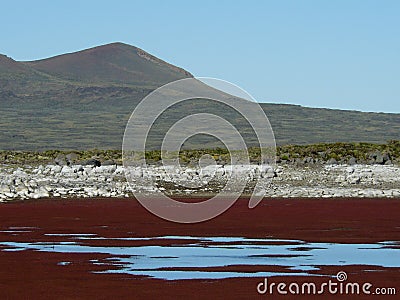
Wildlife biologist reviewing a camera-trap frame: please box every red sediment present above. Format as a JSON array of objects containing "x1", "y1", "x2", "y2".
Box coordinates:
[{"x1": 0, "y1": 197, "x2": 399, "y2": 299}]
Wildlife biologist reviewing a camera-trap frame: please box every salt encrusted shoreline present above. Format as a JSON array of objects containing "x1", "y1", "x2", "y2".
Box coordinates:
[{"x1": 1, "y1": 164, "x2": 400, "y2": 201}]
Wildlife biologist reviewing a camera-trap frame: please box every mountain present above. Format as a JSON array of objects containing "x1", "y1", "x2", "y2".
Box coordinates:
[
  {"x1": 0, "y1": 43, "x2": 399, "y2": 150},
  {"x1": 24, "y1": 42, "x2": 192, "y2": 87}
]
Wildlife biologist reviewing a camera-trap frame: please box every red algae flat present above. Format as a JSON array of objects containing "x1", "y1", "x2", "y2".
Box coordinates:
[{"x1": 0, "y1": 197, "x2": 399, "y2": 299}]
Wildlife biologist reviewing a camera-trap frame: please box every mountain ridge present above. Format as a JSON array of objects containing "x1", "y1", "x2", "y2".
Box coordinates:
[{"x1": 0, "y1": 42, "x2": 399, "y2": 150}]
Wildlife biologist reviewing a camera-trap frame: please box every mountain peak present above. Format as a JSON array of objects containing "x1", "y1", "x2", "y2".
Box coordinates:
[
  {"x1": 23, "y1": 42, "x2": 192, "y2": 87},
  {"x1": 72, "y1": 42, "x2": 139, "y2": 55}
]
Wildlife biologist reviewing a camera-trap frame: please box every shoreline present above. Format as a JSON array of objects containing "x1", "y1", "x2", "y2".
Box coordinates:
[{"x1": 2, "y1": 164, "x2": 400, "y2": 201}]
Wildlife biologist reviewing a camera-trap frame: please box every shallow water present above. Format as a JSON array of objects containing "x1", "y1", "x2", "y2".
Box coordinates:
[{"x1": 1, "y1": 234, "x2": 399, "y2": 280}]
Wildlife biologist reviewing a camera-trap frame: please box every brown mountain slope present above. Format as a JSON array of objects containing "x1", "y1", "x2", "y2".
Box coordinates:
[
  {"x1": 0, "y1": 54, "x2": 63, "y2": 94},
  {"x1": 0, "y1": 54, "x2": 31, "y2": 73},
  {"x1": 24, "y1": 42, "x2": 193, "y2": 87}
]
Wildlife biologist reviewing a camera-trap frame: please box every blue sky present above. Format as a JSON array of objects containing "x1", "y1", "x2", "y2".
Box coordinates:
[{"x1": 2, "y1": 0, "x2": 399, "y2": 113}]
